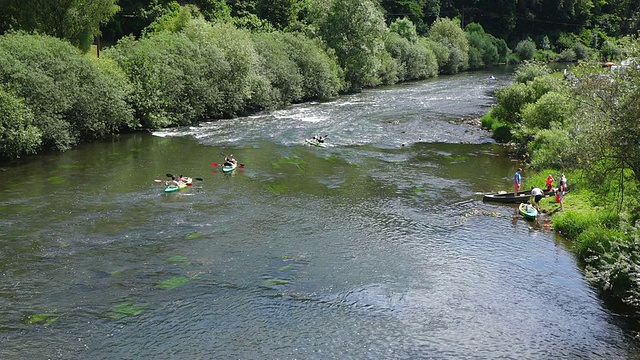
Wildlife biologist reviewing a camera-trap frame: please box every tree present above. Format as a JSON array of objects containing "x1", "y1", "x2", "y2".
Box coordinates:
[
  {"x1": 570, "y1": 59, "x2": 640, "y2": 192},
  {"x1": 0, "y1": 0, "x2": 120, "y2": 52},
  {"x1": 428, "y1": 17, "x2": 469, "y2": 73},
  {"x1": 255, "y1": 0, "x2": 299, "y2": 30},
  {"x1": 319, "y1": 0, "x2": 388, "y2": 91}
]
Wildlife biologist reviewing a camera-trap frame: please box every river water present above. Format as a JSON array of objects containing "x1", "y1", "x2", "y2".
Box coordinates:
[{"x1": 1, "y1": 68, "x2": 639, "y2": 359}]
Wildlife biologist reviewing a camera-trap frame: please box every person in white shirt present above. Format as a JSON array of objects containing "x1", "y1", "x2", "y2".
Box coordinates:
[{"x1": 530, "y1": 187, "x2": 544, "y2": 211}]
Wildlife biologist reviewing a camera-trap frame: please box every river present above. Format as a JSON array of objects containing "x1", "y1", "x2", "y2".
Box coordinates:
[{"x1": 1, "y1": 68, "x2": 639, "y2": 359}]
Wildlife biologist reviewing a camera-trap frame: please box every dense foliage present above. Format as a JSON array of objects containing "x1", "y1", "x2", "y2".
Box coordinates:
[
  {"x1": 487, "y1": 40, "x2": 640, "y2": 315},
  {"x1": 1, "y1": 0, "x2": 639, "y2": 160},
  {"x1": 0, "y1": 32, "x2": 134, "y2": 157}
]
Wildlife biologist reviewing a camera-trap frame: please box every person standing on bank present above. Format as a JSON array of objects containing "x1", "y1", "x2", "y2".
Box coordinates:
[
  {"x1": 514, "y1": 168, "x2": 522, "y2": 196},
  {"x1": 546, "y1": 174, "x2": 555, "y2": 191}
]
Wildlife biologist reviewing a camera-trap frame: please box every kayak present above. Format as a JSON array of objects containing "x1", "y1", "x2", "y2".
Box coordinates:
[
  {"x1": 165, "y1": 182, "x2": 188, "y2": 193},
  {"x1": 519, "y1": 203, "x2": 538, "y2": 220},
  {"x1": 305, "y1": 138, "x2": 327, "y2": 147},
  {"x1": 222, "y1": 162, "x2": 237, "y2": 173},
  {"x1": 164, "y1": 177, "x2": 191, "y2": 193}
]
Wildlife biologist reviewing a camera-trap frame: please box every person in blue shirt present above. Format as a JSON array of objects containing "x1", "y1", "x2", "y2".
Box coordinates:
[{"x1": 514, "y1": 168, "x2": 522, "y2": 196}]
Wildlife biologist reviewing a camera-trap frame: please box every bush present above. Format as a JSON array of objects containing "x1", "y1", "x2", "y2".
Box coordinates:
[
  {"x1": 494, "y1": 83, "x2": 537, "y2": 124},
  {"x1": 527, "y1": 128, "x2": 571, "y2": 170},
  {"x1": 515, "y1": 38, "x2": 536, "y2": 61},
  {"x1": 521, "y1": 91, "x2": 574, "y2": 130},
  {"x1": 429, "y1": 17, "x2": 469, "y2": 73},
  {"x1": 584, "y1": 232, "x2": 639, "y2": 302},
  {"x1": 0, "y1": 86, "x2": 42, "y2": 159},
  {"x1": 557, "y1": 48, "x2": 577, "y2": 62},
  {"x1": 422, "y1": 38, "x2": 449, "y2": 71},
  {"x1": 513, "y1": 61, "x2": 551, "y2": 84},
  {"x1": 0, "y1": 32, "x2": 134, "y2": 152},
  {"x1": 251, "y1": 32, "x2": 305, "y2": 107},
  {"x1": 377, "y1": 49, "x2": 400, "y2": 85},
  {"x1": 465, "y1": 23, "x2": 499, "y2": 69},
  {"x1": 280, "y1": 33, "x2": 344, "y2": 100},
  {"x1": 385, "y1": 32, "x2": 437, "y2": 81},
  {"x1": 572, "y1": 43, "x2": 590, "y2": 60}
]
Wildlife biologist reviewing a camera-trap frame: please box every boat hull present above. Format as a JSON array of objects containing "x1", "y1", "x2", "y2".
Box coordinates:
[
  {"x1": 519, "y1": 203, "x2": 538, "y2": 220},
  {"x1": 305, "y1": 138, "x2": 326, "y2": 147},
  {"x1": 482, "y1": 190, "x2": 554, "y2": 203},
  {"x1": 222, "y1": 163, "x2": 237, "y2": 173}
]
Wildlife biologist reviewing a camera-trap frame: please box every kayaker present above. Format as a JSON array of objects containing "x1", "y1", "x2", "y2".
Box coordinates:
[
  {"x1": 225, "y1": 154, "x2": 237, "y2": 166},
  {"x1": 530, "y1": 187, "x2": 544, "y2": 211},
  {"x1": 514, "y1": 168, "x2": 522, "y2": 196},
  {"x1": 545, "y1": 174, "x2": 555, "y2": 191},
  {"x1": 166, "y1": 175, "x2": 180, "y2": 186},
  {"x1": 312, "y1": 135, "x2": 324, "y2": 143}
]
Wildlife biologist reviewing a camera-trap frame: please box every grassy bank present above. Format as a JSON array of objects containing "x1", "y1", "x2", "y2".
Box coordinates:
[{"x1": 521, "y1": 168, "x2": 640, "y2": 314}]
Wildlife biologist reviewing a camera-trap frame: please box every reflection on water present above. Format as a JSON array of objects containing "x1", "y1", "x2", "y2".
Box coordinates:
[{"x1": 1, "y1": 70, "x2": 638, "y2": 358}]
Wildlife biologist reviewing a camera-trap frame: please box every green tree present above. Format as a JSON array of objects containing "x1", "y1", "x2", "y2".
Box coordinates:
[
  {"x1": 428, "y1": 17, "x2": 468, "y2": 73},
  {"x1": 570, "y1": 59, "x2": 640, "y2": 188},
  {"x1": 464, "y1": 22, "x2": 498, "y2": 69},
  {"x1": 514, "y1": 38, "x2": 536, "y2": 61},
  {"x1": 255, "y1": 0, "x2": 300, "y2": 30},
  {"x1": 319, "y1": 0, "x2": 388, "y2": 91},
  {"x1": 389, "y1": 17, "x2": 418, "y2": 43},
  {"x1": 0, "y1": 0, "x2": 119, "y2": 52}
]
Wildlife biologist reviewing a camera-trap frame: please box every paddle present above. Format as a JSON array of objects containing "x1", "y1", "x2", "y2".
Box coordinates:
[{"x1": 154, "y1": 175, "x2": 203, "y2": 183}]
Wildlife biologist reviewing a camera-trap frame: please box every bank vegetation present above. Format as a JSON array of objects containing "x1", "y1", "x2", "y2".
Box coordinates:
[{"x1": 482, "y1": 45, "x2": 640, "y2": 317}]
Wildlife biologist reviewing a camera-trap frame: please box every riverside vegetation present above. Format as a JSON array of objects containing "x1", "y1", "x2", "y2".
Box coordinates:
[
  {"x1": 482, "y1": 54, "x2": 640, "y2": 319},
  {"x1": 2, "y1": 0, "x2": 638, "y2": 160}
]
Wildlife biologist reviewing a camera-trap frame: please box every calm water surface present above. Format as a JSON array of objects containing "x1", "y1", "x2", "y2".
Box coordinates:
[{"x1": 1, "y1": 69, "x2": 639, "y2": 359}]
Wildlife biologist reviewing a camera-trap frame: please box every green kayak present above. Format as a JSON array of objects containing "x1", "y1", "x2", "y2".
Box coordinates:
[{"x1": 518, "y1": 203, "x2": 538, "y2": 220}]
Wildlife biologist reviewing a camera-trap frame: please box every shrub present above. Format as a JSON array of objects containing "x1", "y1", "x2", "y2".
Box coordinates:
[
  {"x1": 422, "y1": 38, "x2": 449, "y2": 71},
  {"x1": 429, "y1": 17, "x2": 469, "y2": 73},
  {"x1": 584, "y1": 232, "x2": 639, "y2": 303},
  {"x1": 280, "y1": 33, "x2": 344, "y2": 100},
  {"x1": 572, "y1": 43, "x2": 590, "y2": 60},
  {"x1": 465, "y1": 23, "x2": 499, "y2": 69},
  {"x1": 515, "y1": 38, "x2": 536, "y2": 61},
  {"x1": 0, "y1": 32, "x2": 133, "y2": 152},
  {"x1": 513, "y1": 61, "x2": 551, "y2": 84},
  {"x1": 557, "y1": 48, "x2": 577, "y2": 62},
  {"x1": 385, "y1": 32, "x2": 437, "y2": 81},
  {"x1": 527, "y1": 128, "x2": 571, "y2": 170},
  {"x1": 521, "y1": 91, "x2": 574, "y2": 130},
  {"x1": 575, "y1": 227, "x2": 623, "y2": 261},
  {"x1": 0, "y1": 86, "x2": 42, "y2": 159},
  {"x1": 494, "y1": 83, "x2": 537, "y2": 124}
]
